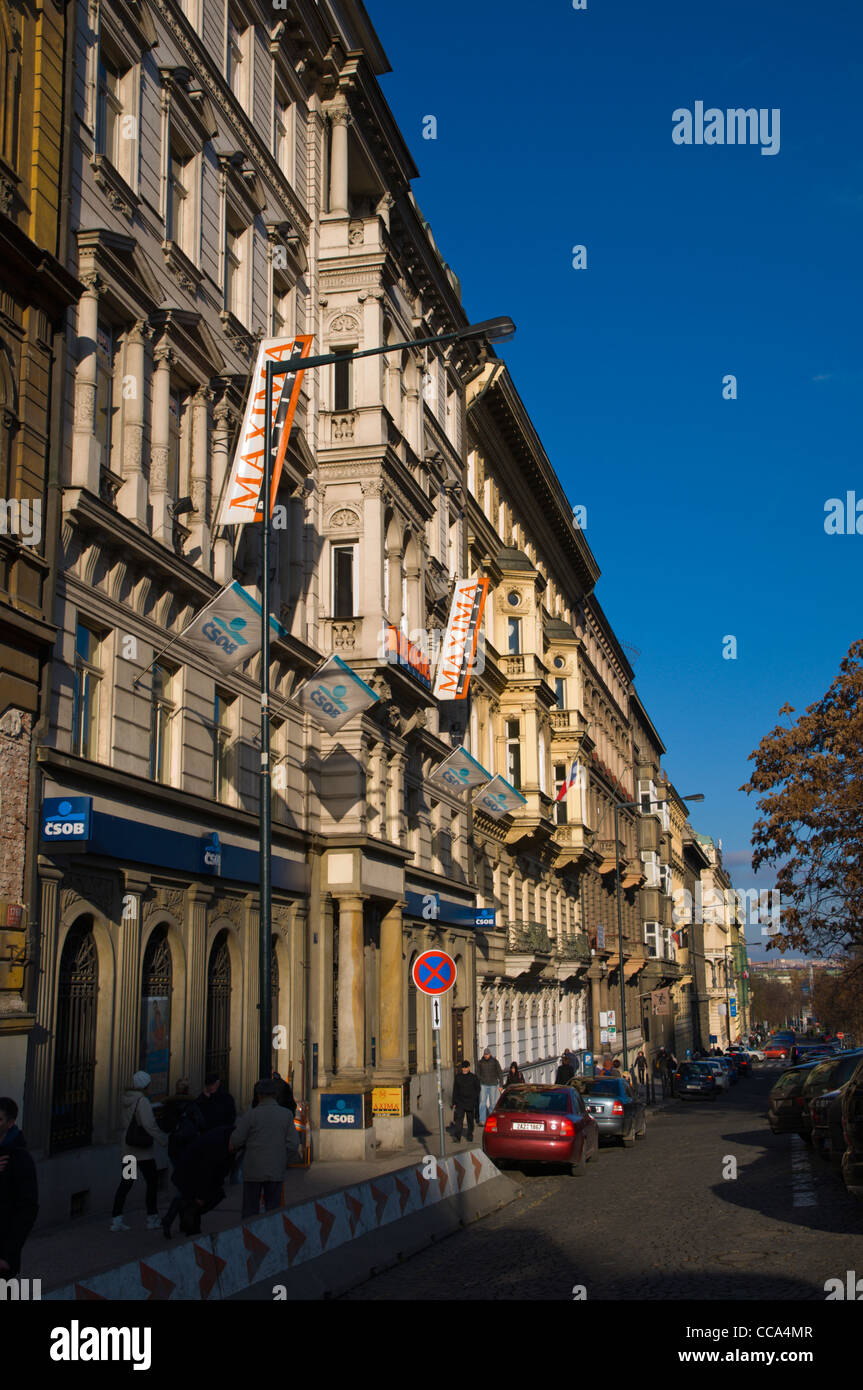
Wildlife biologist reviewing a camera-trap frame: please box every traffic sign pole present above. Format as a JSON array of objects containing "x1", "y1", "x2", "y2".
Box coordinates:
[{"x1": 433, "y1": 998, "x2": 446, "y2": 1158}]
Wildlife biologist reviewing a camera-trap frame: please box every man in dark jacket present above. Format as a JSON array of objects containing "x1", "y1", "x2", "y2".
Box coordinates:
[
  {"x1": 0, "y1": 1098, "x2": 38, "y2": 1278},
  {"x1": 554, "y1": 1055, "x2": 575, "y2": 1084},
  {"x1": 196, "y1": 1073, "x2": 237, "y2": 1131},
  {"x1": 451, "y1": 1061, "x2": 481, "y2": 1141},
  {"x1": 158, "y1": 1080, "x2": 205, "y2": 1164},
  {"x1": 477, "y1": 1048, "x2": 504, "y2": 1124},
  {"x1": 162, "y1": 1124, "x2": 233, "y2": 1238}
]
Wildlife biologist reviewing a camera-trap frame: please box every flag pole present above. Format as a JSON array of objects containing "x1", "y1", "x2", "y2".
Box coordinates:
[{"x1": 259, "y1": 360, "x2": 275, "y2": 1082}]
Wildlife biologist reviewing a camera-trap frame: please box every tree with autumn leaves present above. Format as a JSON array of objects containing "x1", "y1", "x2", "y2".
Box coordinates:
[{"x1": 742, "y1": 638, "x2": 863, "y2": 961}]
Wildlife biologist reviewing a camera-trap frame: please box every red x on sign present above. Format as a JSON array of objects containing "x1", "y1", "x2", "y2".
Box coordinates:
[{"x1": 412, "y1": 949, "x2": 457, "y2": 996}]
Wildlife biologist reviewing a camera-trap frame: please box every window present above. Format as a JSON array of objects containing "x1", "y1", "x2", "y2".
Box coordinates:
[
  {"x1": 507, "y1": 617, "x2": 521, "y2": 655},
  {"x1": 213, "y1": 690, "x2": 234, "y2": 799},
  {"x1": 641, "y1": 852, "x2": 660, "y2": 888},
  {"x1": 272, "y1": 285, "x2": 293, "y2": 339},
  {"x1": 94, "y1": 321, "x2": 116, "y2": 468},
  {"x1": 505, "y1": 718, "x2": 521, "y2": 789},
  {"x1": 660, "y1": 863, "x2": 673, "y2": 896},
  {"x1": 140, "y1": 926, "x2": 172, "y2": 1099},
  {"x1": 554, "y1": 677, "x2": 566, "y2": 709},
  {"x1": 167, "y1": 145, "x2": 195, "y2": 258},
  {"x1": 149, "y1": 665, "x2": 175, "y2": 783},
  {"x1": 333, "y1": 350, "x2": 354, "y2": 412},
  {"x1": 274, "y1": 88, "x2": 293, "y2": 179},
  {"x1": 639, "y1": 778, "x2": 657, "y2": 814},
  {"x1": 227, "y1": 10, "x2": 248, "y2": 109},
  {"x1": 96, "y1": 53, "x2": 123, "y2": 166},
  {"x1": 644, "y1": 922, "x2": 660, "y2": 958},
  {"x1": 50, "y1": 921, "x2": 98, "y2": 1152},
  {"x1": 332, "y1": 544, "x2": 356, "y2": 618},
  {"x1": 553, "y1": 763, "x2": 568, "y2": 826},
  {"x1": 225, "y1": 217, "x2": 247, "y2": 322},
  {"x1": 73, "y1": 623, "x2": 102, "y2": 758}
]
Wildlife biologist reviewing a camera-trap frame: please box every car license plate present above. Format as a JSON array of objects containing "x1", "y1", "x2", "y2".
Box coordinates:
[
  {"x1": 589, "y1": 1105, "x2": 602, "y2": 1113},
  {"x1": 686, "y1": 1085, "x2": 701, "y2": 1091},
  {"x1": 512, "y1": 1122, "x2": 544, "y2": 1131}
]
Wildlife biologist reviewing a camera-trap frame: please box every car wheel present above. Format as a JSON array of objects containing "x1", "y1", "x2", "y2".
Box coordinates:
[
  {"x1": 571, "y1": 1145, "x2": 587, "y2": 1177},
  {"x1": 622, "y1": 1127, "x2": 636, "y2": 1148},
  {"x1": 636, "y1": 1115, "x2": 647, "y2": 1139}
]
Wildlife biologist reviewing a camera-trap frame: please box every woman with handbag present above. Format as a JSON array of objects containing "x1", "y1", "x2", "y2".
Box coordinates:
[{"x1": 110, "y1": 1071, "x2": 167, "y2": 1232}]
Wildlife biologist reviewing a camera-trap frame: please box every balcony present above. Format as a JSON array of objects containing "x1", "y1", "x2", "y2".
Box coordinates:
[
  {"x1": 552, "y1": 822, "x2": 595, "y2": 870},
  {"x1": 596, "y1": 838, "x2": 626, "y2": 874},
  {"x1": 550, "y1": 708, "x2": 588, "y2": 736},
  {"x1": 501, "y1": 653, "x2": 546, "y2": 682},
  {"x1": 504, "y1": 921, "x2": 556, "y2": 977}
]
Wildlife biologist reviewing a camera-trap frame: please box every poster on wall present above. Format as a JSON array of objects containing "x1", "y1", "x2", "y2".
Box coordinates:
[{"x1": 142, "y1": 996, "x2": 170, "y2": 1098}]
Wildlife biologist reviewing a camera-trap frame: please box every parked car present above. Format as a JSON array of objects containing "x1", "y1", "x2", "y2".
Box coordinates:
[
  {"x1": 570, "y1": 1076, "x2": 646, "y2": 1147},
  {"x1": 483, "y1": 1085, "x2": 599, "y2": 1175},
  {"x1": 764, "y1": 1042, "x2": 792, "y2": 1060},
  {"x1": 733, "y1": 1043, "x2": 764, "y2": 1061},
  {"x1": 840, "y1": 1059, "x2": 863, "y2": 1197},
  {"x1": 674, "y1": 1062, "x2": 719, "y2": 1101},
  {"x1": 715, "y1": 1057, "x2": 738, "y2": 1085},
  {"x1": 727, "y1": 1050, "x2": 752, "y2": 1076},
  {"x1": 767, "y1": 1061, "x2": 821, "y2": 1134},
  {"x1": 798, "y1": 1056, "x2": 853, "y2": 1143},
  {"x1": 700, "y1": 1059, "x2": 732, "y2": 1091},
  {"x1": 790, "y1": 1042, "x2": 836, "y2": 1066},
  {"x1": 809, "y1": 1051, "x2": 863, "y2": 1158}
]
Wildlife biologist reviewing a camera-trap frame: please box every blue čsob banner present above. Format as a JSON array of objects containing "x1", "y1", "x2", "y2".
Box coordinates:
[
  {"x1": 293, "y1": 654, "x2": 379, "y2": 734},
  {"x1": 142, "y1": 996, "x2": 170, "y2": 1098},
  {"x1": 472, "y1": 774, "x2": 527, "y2": 820},
  {"x1": 180, "y1": 582, "x2": 283, "y2": 673},
  {"x1": 428, "y1": 745, "x2": 492, "y2": 796}
]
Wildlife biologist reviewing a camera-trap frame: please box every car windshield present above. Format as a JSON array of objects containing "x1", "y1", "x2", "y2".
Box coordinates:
[
  {"x1": 833, "y1": 1054, "x2": 863, "y2": 1086},
  {"x1": 682, "y1": 1063, "x2": 712, "y2": 1074},
  {"x1": 496, "y1": 1088, "x2": 571, "y2": 1114},
  {"x1": 575, "y1": 1080, "x2": 626, "y2": 1097},
  {"x1": 803, "y1": 1060, "x2": 839, "y2": 1093}
]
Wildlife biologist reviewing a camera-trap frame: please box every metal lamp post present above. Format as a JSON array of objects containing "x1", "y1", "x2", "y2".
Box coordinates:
[{"x1": 255, "y1": 317, "x2": 516, "y2": 1079}]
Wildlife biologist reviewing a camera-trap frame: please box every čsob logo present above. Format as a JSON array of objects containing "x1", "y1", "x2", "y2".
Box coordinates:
[
  {"x1": 201, "y1": 614, "x2": 249, "y2": 656},
  {"x1": 328, "y1": 1098, "x2": 356, "y2": 1125},
  {"x1": 311, "y1": 683, "x2": 349, "y2": 718},
  {"x1": 442, "y1": 766, "x2": 471, "y2": 787}
]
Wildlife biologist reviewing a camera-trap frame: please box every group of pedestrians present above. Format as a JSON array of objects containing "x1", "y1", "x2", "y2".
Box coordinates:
[
  {"x1": 111, "y1": 1068, "x2": 300, "y2": 1238},
  {"x1": 450, "y1": 1048, "x2": 533, "y2": 1140}
]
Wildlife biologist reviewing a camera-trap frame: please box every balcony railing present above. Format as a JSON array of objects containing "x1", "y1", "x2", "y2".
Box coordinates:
[
  {"x1": 507, "y1": 922, "x2": 554, "y2": 955},
  {"x1": 554, "y1": 933, "x2": 592, "y2": 963}
]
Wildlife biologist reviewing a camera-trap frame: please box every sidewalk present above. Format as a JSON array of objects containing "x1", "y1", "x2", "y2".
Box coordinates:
[{"x1": 30, "y1": 1135, "x2": 487, "y2": 1297}]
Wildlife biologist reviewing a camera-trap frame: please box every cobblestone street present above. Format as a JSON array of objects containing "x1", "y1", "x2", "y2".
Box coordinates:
[{"x1": 343, "y1": 1067, "x2": 863, "y2": 1300}]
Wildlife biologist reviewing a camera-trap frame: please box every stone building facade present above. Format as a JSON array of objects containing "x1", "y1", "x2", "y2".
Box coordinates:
[{"x1": 0, "y1": 0, "x2": 81, "y2": 1102}]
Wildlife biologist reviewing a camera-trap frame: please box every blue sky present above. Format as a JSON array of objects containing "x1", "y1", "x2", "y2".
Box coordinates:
[{"x1": 368, "y1": 0, "x2": 862, "y2": 960}]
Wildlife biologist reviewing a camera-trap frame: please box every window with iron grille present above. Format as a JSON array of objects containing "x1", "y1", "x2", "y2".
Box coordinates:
[
  {"x1": 140, "y1": 925, "x2": 172, "y2": 1101},
  {"x1": 205, "y1": 932, "x2": 231, "y2": 1087},
  {"x1": 51, "y1": 921, "x2": 98, "y2": 1153}
]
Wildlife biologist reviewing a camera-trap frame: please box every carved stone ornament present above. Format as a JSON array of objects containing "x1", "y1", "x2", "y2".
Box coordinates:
[
  {"x1": 348, "y1": 222, "x2": 364, "y2": 246},
  {"x1": 61, "y1": 873, "x2": 116, "y2": 922},
  {"x1": 328, "y1": 508, "x2": 359, "y2": 530},
  {"x1": 329, "y1": 313, "x2": 360, "y2": 336},
  {"x1": 210, "y1": 897, "x2": 242, "y2": 925}
]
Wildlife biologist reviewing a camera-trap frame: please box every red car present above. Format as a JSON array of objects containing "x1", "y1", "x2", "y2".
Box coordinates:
[
  {"x1": 764, "y1": 1043, "x2": 790, "y2": 1060},
  {"x1": 483, "y1": 1084, "x2": 599, "y2": 1175}
]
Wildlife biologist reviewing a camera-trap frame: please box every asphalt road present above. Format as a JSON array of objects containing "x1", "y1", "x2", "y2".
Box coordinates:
[{"x1": 342, "y1": 1065, "x2": 863, "y2": 1300}]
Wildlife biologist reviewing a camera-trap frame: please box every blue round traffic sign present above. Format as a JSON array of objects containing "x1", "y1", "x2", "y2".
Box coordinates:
[{"x1": 412, "y1": 950, "x2": 457, "y2": 996}]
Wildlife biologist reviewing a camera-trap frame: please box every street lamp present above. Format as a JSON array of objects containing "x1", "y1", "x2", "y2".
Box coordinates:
[
  {"x1": 256, "y1": 316, "x2": 516, "y2": 1078},
  {"x1": 611, "y1": 791, "x2": 703, "y2": 1075}
]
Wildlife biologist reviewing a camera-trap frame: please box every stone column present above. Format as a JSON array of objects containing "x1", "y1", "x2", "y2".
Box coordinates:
[
  {"x1": 212, "y1": 387, "x2": 237, "y2": 584},
  {"x1": 117, "y1": 319, "x2": 150, "y2": 526},
  {"x1": 328, "y1": 98, "x2": 350, "y2": 216},
  {"x1": 113, "y1": 874, "x2": 147, "y2": 1103},
  {"x1": 26, "y1": 864, "x2": 64, "y2": 1152},
  {"x1": 188, "y1": 385, "x2": 212, "y2": 570},
  {"x1": 377, "y1": 900, "x2": 406, "y2": 1080},
  {"x1": 336, "y1": 895, "x2": 366, "y2": 1079},
  {"x1": 71, "y1": 273, "x2": 102, "y2": 493},
  {"x1": 186, "y1": 885, "x2": 214, "y2": 1086},
  {"x1": 150, "y1": 342, "x2": 174, "y2": 545}
]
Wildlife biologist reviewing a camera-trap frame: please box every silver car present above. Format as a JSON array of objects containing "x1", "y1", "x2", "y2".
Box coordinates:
[{"x1": 701, "y1": 1059, "x2": 731, "y2": 1091}]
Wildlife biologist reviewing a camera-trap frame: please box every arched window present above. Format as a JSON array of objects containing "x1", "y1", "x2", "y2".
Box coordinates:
[
  {"x1": 51, "y1": 919, "x2": 98, "y2": 1153},
  {"x1": 205, "y1": 931, "x2": 232, "y2": 1087},
  {"x1": 140, "y1": 926, "x2": 172, "y2": 1099}
]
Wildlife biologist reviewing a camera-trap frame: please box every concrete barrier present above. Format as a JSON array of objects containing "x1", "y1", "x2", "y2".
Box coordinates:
[{"x1": 45, "y1": 1148, "x2": 519, "y2": 1302}]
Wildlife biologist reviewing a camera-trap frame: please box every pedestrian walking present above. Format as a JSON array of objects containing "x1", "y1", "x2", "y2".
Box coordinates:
[
  {"x1": 111, "y1": 1071, "x2": 168, "y2": 1231},
  {"x1": 158, "y1": 1080, "x2": 204, "y2": 1166},
  {"x1": 196, "y1": 1073, "x2": 237, "y2": 1131},
  {"x1": 451, "y1": 1060, "x2": 481, "y2": 1140},
  {"x1": 272, "y1": 1070, "x2": 297, "y2": 1115},
  {"x1": 477, "y1": 1047, "x2": 504, "y2": 1123},
  {"x1": 635, "y1": 1050, "x2": 647, "y2": 1086},
  {"x1": 0, "y1": 1097, "x2": 38, "y2": 1277},
  {"x1": 504, "y1": 1062, "x2": 525, "y2": 1087},
  {"x1": 162, "y1": 1124, "x2": 233, "y2": 1238},
  {"x1": 230, "y1": 1079, "x2": 299, "y2": 1219},
  {"x1": 554, "y1": 1054, "x2": 575, "y2": 1084}
]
